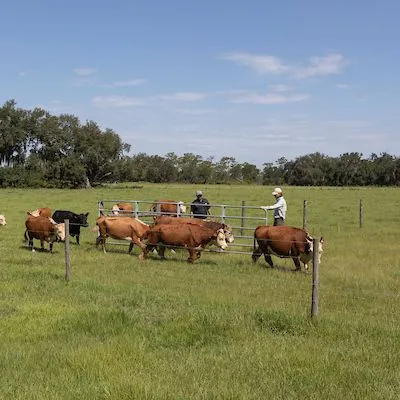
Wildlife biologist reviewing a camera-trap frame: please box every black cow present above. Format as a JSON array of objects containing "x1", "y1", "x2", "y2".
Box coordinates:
[{"x1": 52, "y1": 210, "x2": 89, "y2": 245}]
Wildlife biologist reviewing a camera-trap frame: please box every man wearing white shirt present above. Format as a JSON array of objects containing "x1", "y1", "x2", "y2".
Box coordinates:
[{"x1": 261, "y1": 187, "x2": 287, "y2": 226}]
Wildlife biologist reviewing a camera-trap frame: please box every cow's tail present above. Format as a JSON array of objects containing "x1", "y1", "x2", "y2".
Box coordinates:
[
  {"x1": 253, "y1": 229, "x2": 257, "y2": 253},
  {"x1": 24, "y1": 229, "x2": 29, "y2": 241}
]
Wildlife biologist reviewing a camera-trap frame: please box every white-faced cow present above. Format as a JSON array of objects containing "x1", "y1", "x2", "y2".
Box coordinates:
[
  {"x1": 140, "y1": 223, "x2": 228, "y2": 263},
  {"x1": 153, "y1": 215, "x2": 234, "y2": 244},
  {"x1": 111, "y1": 203, "x2": 134, "y2": 215},
  {"x1": 252, "y1": 225, "x2": 324, "y2": 271},
  {"x1": 25, "y1": 215, "x2": 65, "y2": 252},
  {"x1": 52, "y1": 210, "x2": 89, "y2": 245},
  {"x1": 150, "y1": 199, "x2": 186, "y2": 217}
]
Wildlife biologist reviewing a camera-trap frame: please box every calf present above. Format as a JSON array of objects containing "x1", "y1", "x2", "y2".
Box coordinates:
[
  {"x1": 140, "y1": 223, "x2": 227, "y2": 263},
  {"x1": 52, "y1": 210, "x2": 89, "y2": 245},
  {"x1": 25, "y1": 215, "x2": 64, "y2": 252},
  {"x1": 95, "y1": 214, "x2": 150, "y2": 254},
  {"x1": 252, "y1": 225, "x2": 323, "y2": 271}
]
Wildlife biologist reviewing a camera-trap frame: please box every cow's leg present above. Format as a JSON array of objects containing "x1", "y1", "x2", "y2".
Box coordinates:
[
  {"x1": 187, "y1": 248, "x2": 196, "y2": 263},
  {"x1": 292, "y1": 257, "x2": 301, "y2": 271},
  {"x1": 29, "y1": 238, "x2": 35, "y2": 252},
  {"x1": 49, "y1": 241, "x2": 54, "y2": 253},
  {"x1": 76, "y1": 234, "x2": 80, "y2": 245},
  {"x1": 252, "y1": 246, "x2": 262, "y2": 263},
  {"x1": 264, "y1": 254, "x2": 274, "y2": 268},
  {"x1": 130, "y1": 237, "x2": 146, "y2": 255},
  {"x1": 139, "y1": 245, "x2": 152, "y2": 261},
  {"x1": 40, "y1": 240, "x2": 45, "y2": 252},
  {"x1": 157, "y1": 246, "x2": 166, "y2": 259},
  {"x1": 95, "y1": 234, "x2": 107, "y2": 254}
]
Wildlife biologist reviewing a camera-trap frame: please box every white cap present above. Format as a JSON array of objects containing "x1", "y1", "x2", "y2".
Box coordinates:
[
  {"x1": 196, "y1": 190, "x2": 203, "y2": 196},
  {"x1": 272, "y1": 187, "x2": 282, "y2": 196}
]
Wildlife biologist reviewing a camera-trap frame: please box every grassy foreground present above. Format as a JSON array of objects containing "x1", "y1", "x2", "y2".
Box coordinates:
[{"x1": 0, "y1": 184, "x2": 399, "y2": 400}]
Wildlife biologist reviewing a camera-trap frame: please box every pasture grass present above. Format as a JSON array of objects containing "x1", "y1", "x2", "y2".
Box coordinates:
[{"x1": 0, "y1": 184, "x2": 399, "y2": 399}]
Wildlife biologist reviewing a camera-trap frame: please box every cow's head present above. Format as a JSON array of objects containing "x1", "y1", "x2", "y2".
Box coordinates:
[
  {"x1": 28, "y1": 209, "x2": 41, "y2": 217},
  {"x1": 0, "y1": 214, "x2": 6, "y2": 226},
  {"x1": 56, "y1": 223, "x2": 66, "y2": 242},
  {"x1": 221, "y1": 223, "x2": 234, "y2": 243},
  {"x1": 79, "y1": 212, "x2": 89, "y2": 227},
  {"x1": 301, "y1": 235, "x2": 324, "y2": 269},
  {"x1": 111, "y1": 205, "x2": 120, "y2": 215},
  {"x1": 177, "y1": 201, "x2": 186, "y2": 214},
  {"x1": 215, "y1": 228, "x2": 228, "y2": 250}
]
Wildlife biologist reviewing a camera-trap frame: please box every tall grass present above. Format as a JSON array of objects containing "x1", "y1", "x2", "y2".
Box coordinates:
[{"x1": 0, "y1": 184, "x2": 399, "y2": 399}]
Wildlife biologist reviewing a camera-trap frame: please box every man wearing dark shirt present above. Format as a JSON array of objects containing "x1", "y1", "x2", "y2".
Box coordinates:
[{"x1": 190, "y1": 190, "x2": 210, "y2": 219}]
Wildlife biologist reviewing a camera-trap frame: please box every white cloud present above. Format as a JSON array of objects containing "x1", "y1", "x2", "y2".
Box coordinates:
[
  {"x1": 293, "y1": 54, "x2": 349, "y2": 79},
  {"x1": 103, "y1": 79, "x2": 147, "y2": 88},
  {"x1": 73, "y1": 67, "x2": 97, "y2": 76},
  {"x1": 158, "y1": 92, "x2": 208, "y2": 102},
  {"x1": 93, "y1": 96, "x2": 148, "y2": 108},
  {"x1": 220, "y1": 52, "x2": 289, "y2": 75},
  {"x1": 92, "y1": 92, "x2": 208, "y2": 108},
  {"x1": 221, "y1": 52, "x2": 349, "y2": 79},
  {"x1": 268, "y1": 84, "x2": 293, "y2": 92},
  {"x1": 230, "y1": 92, "x2": 310, "y2": 104},
  {"x1": 325, "y1": 120, "x2": 369, "y2": 128},
  {"x1": 336, "y1": 83, "x2": 350, "y2": 89},
  {"x1": 175, "y1": 108, "x2": 220, "y2": 115}
]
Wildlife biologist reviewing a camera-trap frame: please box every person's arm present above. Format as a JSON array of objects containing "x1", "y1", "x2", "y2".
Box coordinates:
[
  {"x1": 204, "y1": 198, "x2": 211, "y2": 213},
  {"x1": 261, "y1": 198, "x2": 283, "y2": 211}
]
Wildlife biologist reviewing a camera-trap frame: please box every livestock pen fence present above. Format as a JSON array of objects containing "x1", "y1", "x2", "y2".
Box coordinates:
[
  {"x1": 97, "y1": 199, "x2": 269, "y2": 256},
  {"x1": 56, "y1": 198, "x2": 322, "y2": 318}
]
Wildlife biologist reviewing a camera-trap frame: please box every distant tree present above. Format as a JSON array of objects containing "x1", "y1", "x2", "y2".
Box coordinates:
[
  {"x1": 213, "y1": 156, "x2": 236, "y2": 183},
  {"x1": 0, "y1": 100, "x2": 29, "y2": 166},
  {"x1": 197, "y1": 158, "x2": 214, "y2": 184},
  {"x1": 241, "y1": 162, "x2": 260, "y2": 183},
  {"x1": 177, "y1": 153, "x2": 203, "y2": 183},
  {"x1": 75, "y1": 121, "x2": 130, "y2": 187}
]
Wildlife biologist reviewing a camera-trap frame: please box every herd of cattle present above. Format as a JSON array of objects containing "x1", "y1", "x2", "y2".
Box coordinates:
[{"x1": 0, "y1": 200, "x2": 324, "y2": 270}]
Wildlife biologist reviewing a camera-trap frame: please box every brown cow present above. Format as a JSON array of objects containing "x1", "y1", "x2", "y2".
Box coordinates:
[
  {"x1": 153, "y1": 215, "x2": 234, "y2": 244},
  {"x1": 140, "y1": 223, "x2": 227, "y2": 263},
  {"x1": 25, "y1": 215, "x2": 65, "y2": 252},
  {"x1": 95, "y1": 214, "x2": 150, "y2": 254},
  {"x1": 111, "y1": 203, "x2": 134, "y2": 215},
  {"x1": 150, "y1": 199, "x2": 186, "y2": 217},
  {"x1": 28, "y1": 207, "x2": 52, "y2": 218},
  {"x1": 252, "y1": 225, "x2": 324, "y2": 271}
]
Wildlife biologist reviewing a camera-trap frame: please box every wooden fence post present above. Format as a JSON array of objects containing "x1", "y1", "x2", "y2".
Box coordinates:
[
  {"x1": 241, "y1": 200, "x2": 246, "y2": 236},
  {"x1": 359, "y1": 199, "x2": 363, "y2": 228},
  {"x1": 303, "y1": 200, "x2": 308, "y2": 230},
  {"x1": 311, "y1": 237, "x2": 320, "y2": 319},
  {"x1": 64, "y1": 219, "x2": 71, "y2": 282}
]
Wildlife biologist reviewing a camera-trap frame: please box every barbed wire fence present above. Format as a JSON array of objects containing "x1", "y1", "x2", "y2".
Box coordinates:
[{"x1": 23, "y1": 199, "x2": 367, "y2": 319}]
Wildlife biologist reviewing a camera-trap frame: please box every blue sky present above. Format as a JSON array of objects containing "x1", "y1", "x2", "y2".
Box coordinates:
[{"x1": 2, "y1": 0, "x2": 400, "y2": 167}]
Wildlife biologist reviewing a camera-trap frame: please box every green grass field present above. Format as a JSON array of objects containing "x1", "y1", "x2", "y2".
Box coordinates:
[{"x1": 0, "y1": 184, "x2": 399, "y2": 399}]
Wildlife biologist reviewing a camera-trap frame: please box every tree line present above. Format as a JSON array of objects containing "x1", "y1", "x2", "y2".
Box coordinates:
[{"x1": 1, "y1": 99, "x2": 399, "y2": 188}]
